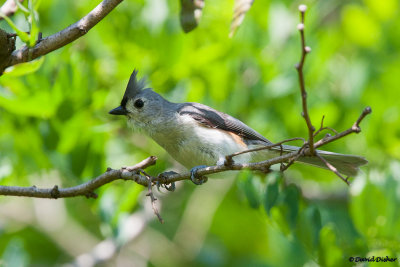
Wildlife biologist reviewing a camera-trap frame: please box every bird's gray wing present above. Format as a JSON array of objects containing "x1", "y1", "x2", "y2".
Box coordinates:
[{"x1": 177, "y1": 102, "x2": 271, "y2": 144}]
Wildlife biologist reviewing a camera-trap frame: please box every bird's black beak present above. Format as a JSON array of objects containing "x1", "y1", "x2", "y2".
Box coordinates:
[{"x1": 109, "y1": 106, "x2": 128, "y2": 115}]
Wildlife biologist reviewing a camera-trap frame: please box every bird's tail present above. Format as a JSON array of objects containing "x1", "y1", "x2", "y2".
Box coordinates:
[{"x1": 273, "y1": 145, "x2": 368, "y2": 177}]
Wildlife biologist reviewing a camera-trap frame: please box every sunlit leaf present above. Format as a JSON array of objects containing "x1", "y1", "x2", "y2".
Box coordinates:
[
  {"x1": 342, "y1": 5, "x2": 381, "y2": 47},
  {"x1": 230, "y1": 0, "x2": 254, "y2": 37},
  {"x1": 3, "y1": 57, "x2": 44, "y2": 77},
  {"x1": 364, "y1": 0, "x2": 398, "y2": 21}
]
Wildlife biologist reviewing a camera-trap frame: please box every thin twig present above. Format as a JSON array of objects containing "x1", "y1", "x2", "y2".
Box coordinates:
[
  {"x1": 313, "y1": 107, "x2": 372, "y2": 149},
  {"x1": 144, "y1": 174, "x2": 164, "y2": 224},
  {"x1": 280, "y1": 143, "x2": 308, "y2": 172},
  {"x1": 225, "y1": 137, "x2": 305, "y2": 165},
  {"x1": 313, "y1": 115, "x2": 338, "y2": 137},
  {"x1": 316, "y1": 153, "x2": 350, "y2": 185},
  {"x1": 295, "y1": 4, "x2": 315, "y2": 155}
]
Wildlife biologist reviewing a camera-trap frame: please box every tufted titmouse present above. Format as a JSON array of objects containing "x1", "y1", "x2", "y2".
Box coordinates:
[{"x1": 109, "y1": 70, "x2": 367, "y2": 184}]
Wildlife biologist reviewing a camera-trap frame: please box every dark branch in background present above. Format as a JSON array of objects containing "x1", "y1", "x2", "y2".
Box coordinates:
[
  {"x1": 180, "y1": 0, "x2": 204, "y2": 33},
  {"x1": 0, "y1": 0, "x2": 124, "y2": 74},
  {"x1": 0, "y1": 4, "x2": 372, "y2": 222},
  {"x1": 295, "y1": 5, "x2": 315, "y2": 155}
]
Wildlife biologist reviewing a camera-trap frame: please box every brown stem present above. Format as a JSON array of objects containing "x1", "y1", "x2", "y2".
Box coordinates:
[
  {"x1": 316, "y1": 153, "x2": 350, "y2": 185},
  {"x1": 314, "y1": 107, "x2": 372, "y2": 149},
  {"x1": 295, "y1": 6, "x2": 315, "y2": 155}
]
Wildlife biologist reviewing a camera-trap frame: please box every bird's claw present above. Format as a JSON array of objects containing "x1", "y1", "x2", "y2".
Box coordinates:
[
  {"x1": 157, "y1": 171, "x2": 177, "y2": 191},
  {"x1": 190, "y1": 165, "x2": 208, "y2": 185},
  {"x1": 164, "y1": 182, "x2": 176, "y2": 191}
]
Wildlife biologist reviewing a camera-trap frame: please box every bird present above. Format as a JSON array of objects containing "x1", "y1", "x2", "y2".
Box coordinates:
[{"x1": 109, "y1": 69, "x2": 367, "y2": 184}]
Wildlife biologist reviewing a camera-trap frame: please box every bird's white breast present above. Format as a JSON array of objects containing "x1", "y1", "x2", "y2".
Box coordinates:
[{"x1": 148, "y1": 114, "x2": 252, "y2": 169}]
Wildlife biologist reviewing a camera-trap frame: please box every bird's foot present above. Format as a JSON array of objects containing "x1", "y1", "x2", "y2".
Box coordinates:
[
  {"x1": 190, "y1": 165, "x2": 208, "y2": 185},
  {"x1": 157, "y1": 171, "x2": 177, "y2": 191}
]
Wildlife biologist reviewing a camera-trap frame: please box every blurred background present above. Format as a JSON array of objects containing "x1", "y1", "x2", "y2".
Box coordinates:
[{"x1": 0, "y1": 0, "x2": 399, "y2": 266}]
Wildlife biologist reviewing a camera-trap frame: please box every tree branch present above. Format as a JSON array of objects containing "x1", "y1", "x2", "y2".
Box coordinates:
[
  {"x1": 295, "y1": 5, "x2": 315, "y2": 155},
  {"x1": 0, "y1": 0, "x2": 123, "y2": 74},
  {"x1": 0, "y1": 156, "x2": 157, "y2": 198},
  {"x1": 313, "y1": 106, "x2": 372, "y2": 149}
]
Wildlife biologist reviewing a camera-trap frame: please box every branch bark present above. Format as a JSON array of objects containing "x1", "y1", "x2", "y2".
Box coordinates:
[
  {"x1": 0, "y1": 156, "x2": 157, "y2": 198},
  {"x1": 0, "y1": 0, "x2": 123, "y2": 73},
  {"x1": 295, "y1": 5, "x2": 315, "y2": 155}
]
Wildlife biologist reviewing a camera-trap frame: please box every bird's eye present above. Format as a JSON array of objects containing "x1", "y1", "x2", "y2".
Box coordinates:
[{"x1": 134, "y1": 99, "x2": 144, "y2": 109}]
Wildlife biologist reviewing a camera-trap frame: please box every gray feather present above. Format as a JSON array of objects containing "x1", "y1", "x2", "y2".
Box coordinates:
[
  {"x1": 177, "y1": 102, "x2": 272, "y2": 144},
  {"x1": 274, "y1": 145, "x2": 368, "y2": 177}
]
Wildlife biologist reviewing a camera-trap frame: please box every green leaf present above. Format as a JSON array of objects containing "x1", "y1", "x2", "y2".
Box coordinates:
[
  {"x1": 1, "y1": 238, "x2": 30, "y2": 267},
  {"x1": 282, "y1": 184, "x2": 300, "y2": 229},
  {"x1": 270, "y1": 205, "x2": 291, "y2": 236},
  {"x1": 238, "y1": 170, "x2": 263, "y2": 209},
  {"x1": 296, "y1": 206, "x2": 322, "y2": 252},
  {"x1": 0, "y1": 12, "x2": 30, "y2": 43},
  {"x1": 2, "y1": 57, "x2": 44, "y2": 77},
  {"x1": 264, "y1": 172, "x2": 281, "y2": 215}
]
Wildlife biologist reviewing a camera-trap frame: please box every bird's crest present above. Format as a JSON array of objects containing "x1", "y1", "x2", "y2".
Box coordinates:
[
  {"x1": 123, "y1": 69, "x2": 146, "y2": 99},
  {"x1": 120, "y1": 69, "x2": 146, "y2": 107}
]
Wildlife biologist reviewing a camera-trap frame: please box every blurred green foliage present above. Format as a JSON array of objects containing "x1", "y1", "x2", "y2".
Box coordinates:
[{"x1": 0, "y1": 0, "x2": 399, "y2": 266}]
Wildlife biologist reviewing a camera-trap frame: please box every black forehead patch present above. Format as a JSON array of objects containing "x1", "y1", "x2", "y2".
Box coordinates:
[{"x1": 121, "y1": 97, "x2": 128, "y2": 108}]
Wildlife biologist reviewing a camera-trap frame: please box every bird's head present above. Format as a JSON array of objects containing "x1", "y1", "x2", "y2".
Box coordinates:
[{"x1": 109, "y1": 69, "x2": 172, "y2": 129}]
